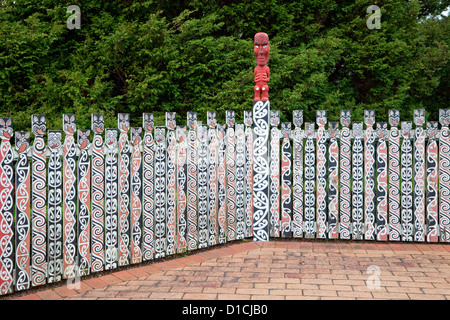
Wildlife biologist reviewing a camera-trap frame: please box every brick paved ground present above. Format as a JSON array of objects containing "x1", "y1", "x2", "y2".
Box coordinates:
[{"x1": 5, "y1": 240, "x2": 450, "y2": 300}]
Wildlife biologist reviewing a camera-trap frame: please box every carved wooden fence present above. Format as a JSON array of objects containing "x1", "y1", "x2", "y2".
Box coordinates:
[{"x1": 1, "y1": 108, "x2": 450, "y2": 295}]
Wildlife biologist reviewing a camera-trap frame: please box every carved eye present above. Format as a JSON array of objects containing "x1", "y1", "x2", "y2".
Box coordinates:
[{"x1": 255, "y1": 46, "x2": 259, "y2": 48}]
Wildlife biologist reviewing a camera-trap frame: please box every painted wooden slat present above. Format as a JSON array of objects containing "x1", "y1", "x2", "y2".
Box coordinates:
[
  {"x1": 269, "y1": 111, "x2": 280, "y2": 237},
  {"x1": 439, "y1": 109, "x2": 450, "y2": 242},
  {"x1": 281, "y1": 122, "x2": 292, "y2": 238},
  {"x1": 46, "y1": 130, "x2": 63, "y2": 283},
  {"x1": 316, "y1": 111, "x2": 328, "y2": 239},
  {"x1": 77, "y1": 129, "x2": 91, "y2": 276},
  {"x1": 364, "y1": 110, "x2": 376, "y2": 240},
  {"x1": 176, "y1": 125, "x2": 187, "y2": 253},
  {"x1": 130, "y1": 127, "x2": 143, "y2": 264},
  {"x1": 118, "y1": 113, "x2": 131, "y2": 266},
  {"x1": 105, "y1": 128, "x2": 118, "y2": 269},
  {"x1": 401, "y1": 121, "x2": 414, "y2": 242},
  {"x1": 207, "y1": 112, "x2": 219, "y2": 245},
  {"x1": 197, "y1": 124, "x2": 209, "y2": 248},
  {"x1": 292, "y1": 110, "x2": 304, "y2": 238},
  {"x1": 328, "y1": 122, "x2": 339, "y2": 239},
  {"x1": 244, "y1": 111, "x2": 254, "y2": 238},
  {"x1": 388, "y1": 110, "x2": 401, "y2": 241},
  {"x1": 413, "y1": 110, "x2": 426, "y2": 242},
  {"x1": 62, "y1": 114, "x2": 77, "y2": 279},
  {"x1": 226, "y1": 111, "x2": 237, "y2": 241},
  {"x1": 31, "y1": 115, "x2": 48, "y2": 285},
  {"x1": 252, "y1": 101, "x2": 270, "y2": 242},
  {"x1": 352, "y1": 122, "x2": 364, "y2": 240},
  {"x1": 91, "y1": 115, "x2": 105, "y2": 272},
  {"x1": 0, "y1": 118, "x2": 14, "y2": 295},
  {"x1": 235, "y1": 123, "x2": 246, "y2": 240},
  {"x1": 166, "y1": 112, "x2": 177, "y2": 255},
  {"x1": 142, "y1": 113, "x2": 155, "y2": 261},
  {"x1": 217, "y1": 123, "x2": 227, "y2": 244},
  {"x1": 304, "y1": 122, "x2": 316, "y2": 238},
  {"x1": 154, "y1": 127, "x2": 167, "y2": 258},
  {"x1": 376, "y1": 122, "x2": 388, "y2": 241},
  {"x1": 426, "y1": 121, "x2": 439, "y2": 243},
  {"x1": 187, "y1": 113, "x2": 199, "y2": 250},
  {"x1": 339, "y1": 111, "x2": 352, "y2": 239},
  {"x1": 15, "y1": 131, "x2": 31, "y2": 291},
  {"x1": 47, "y1": 130, "x2": 63, "y2": 282}
]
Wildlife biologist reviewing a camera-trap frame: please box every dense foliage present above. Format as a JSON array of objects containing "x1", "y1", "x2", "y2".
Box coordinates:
[{"x1": 1, "y1": 0, "x2": 448, "y2": 131}]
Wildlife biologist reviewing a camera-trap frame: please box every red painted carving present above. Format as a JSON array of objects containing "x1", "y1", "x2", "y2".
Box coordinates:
[{"x1": 254, "y1": 32, "x2": 270, "y2": 101}]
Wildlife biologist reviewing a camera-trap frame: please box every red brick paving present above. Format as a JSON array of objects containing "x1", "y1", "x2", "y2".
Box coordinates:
[{"x1": 3, "y1": 240, "x2": 450, "y2": 300}]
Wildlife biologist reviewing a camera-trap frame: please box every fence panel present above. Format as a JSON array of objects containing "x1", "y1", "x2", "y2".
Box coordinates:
[{"x1": 1, "y1": 109, "x2": 450, "y2": 297}]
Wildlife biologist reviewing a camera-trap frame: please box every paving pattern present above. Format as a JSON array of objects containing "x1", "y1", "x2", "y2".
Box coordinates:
[{"x1": 5, "y1": 240, "x2": 450, "y2": 300}]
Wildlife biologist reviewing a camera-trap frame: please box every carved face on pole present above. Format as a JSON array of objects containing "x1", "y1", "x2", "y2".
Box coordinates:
[{"x1": 254, "y1": 32, "x2": 270, "y2": 66}]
